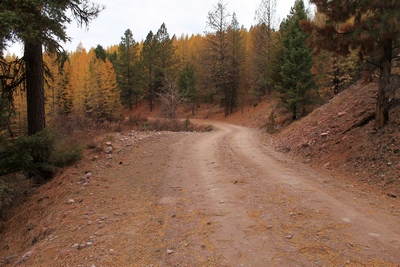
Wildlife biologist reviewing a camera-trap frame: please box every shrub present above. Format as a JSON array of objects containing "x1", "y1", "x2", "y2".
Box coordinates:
[{"x1": 0, "y1": 127, "x2": 83, "y2": 182}]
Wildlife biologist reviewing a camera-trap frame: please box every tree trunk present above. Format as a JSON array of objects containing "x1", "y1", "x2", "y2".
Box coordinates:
[
  {"x1": 375, "y1": 39, "x2": 392, "y2": 129},
  {"x1": 24, "y1": 41, "x2": 46, "y2": 136}
]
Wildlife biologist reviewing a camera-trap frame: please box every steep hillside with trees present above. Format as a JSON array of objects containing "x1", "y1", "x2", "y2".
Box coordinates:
[
  {"x1": 302, "y1": 0, "x2": 400, "y2": 129},
  {"x1": 1, "y1": 0, "x2": 399, "y2": 192}
]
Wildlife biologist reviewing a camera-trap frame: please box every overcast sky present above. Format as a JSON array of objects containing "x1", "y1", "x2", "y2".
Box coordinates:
[{"x1": 7, "y1": 0, "x2": 312, "y2": 55}]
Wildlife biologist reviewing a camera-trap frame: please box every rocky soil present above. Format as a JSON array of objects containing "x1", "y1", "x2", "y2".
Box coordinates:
[
  {"x1": 0, "y1": 80, "x2": 399, "y2": 266},
  {"x1": 271, "y1": 82, "x2": 400, "y2": 197}
]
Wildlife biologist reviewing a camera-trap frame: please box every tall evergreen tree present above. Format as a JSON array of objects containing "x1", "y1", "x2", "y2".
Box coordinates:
[
  {"x1": 277, "y1": 0, "x2": 315, "y2": 121},
  {"x1": 0, "y1": 0, "x2": 103, "y2": 135},
  {"x1": 155, "y1": 23, "x2": 178, "y2": 79},
  {"x1": 139, "y1": 31, "x2": 159, "y2": 112},
  {"x1": 302, "y1": 0, "x2": 400, "y2": 129},
  {"x1": 117, "y1": 29, "x2": 140, "y2": 110}
]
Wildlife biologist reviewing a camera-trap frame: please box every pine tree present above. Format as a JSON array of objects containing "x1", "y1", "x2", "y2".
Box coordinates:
[
  {"x1": 139, "y1": 31, "x2": 159, "y2": 112},
  {"x1": 277, "y1": 0, "x2": 315, "y2": 121},
  {"x1": 302, "y1": 0, "x2": 400, "y2": 129},
  {"x1": 116, "y1": 29, "x2": 140, "y2": 110},
  {"x1": 155, "y1": 23, "x2": 179, "y2": 79},
  {"x1": 0, "y1": 0, "x2": 103, "y2": 135}
]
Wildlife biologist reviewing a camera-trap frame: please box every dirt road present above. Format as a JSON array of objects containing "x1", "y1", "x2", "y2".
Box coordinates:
[
  {"x1": 148, "y1": 122, "x2": 400, "y2": 266},
  {"x1": 154, "y1": 123, "x2": 400, "y2": 266},
  {"x1": 6, "y1": 122, "x2": 399, "y2": 266}
]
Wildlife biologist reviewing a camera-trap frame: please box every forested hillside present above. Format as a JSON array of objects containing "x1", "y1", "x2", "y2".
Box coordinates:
[
  {"x1": 1, "y1": 0, "x2": 400, "y2": 197},
  {"x1": 0, "y1": 1, "x2": 400, "y2": 265}
]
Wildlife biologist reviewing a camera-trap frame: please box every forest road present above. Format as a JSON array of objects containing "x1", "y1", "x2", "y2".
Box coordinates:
[{"x1": 154, "y1": 121, "x2": 400, "y2": 266}]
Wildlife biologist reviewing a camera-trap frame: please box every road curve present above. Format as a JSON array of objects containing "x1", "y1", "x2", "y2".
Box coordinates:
[{"x1": 159, "y1": 121, "x2": 400, "y2": 266}]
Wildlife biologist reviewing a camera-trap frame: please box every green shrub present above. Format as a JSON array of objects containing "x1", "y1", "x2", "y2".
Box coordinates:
[{"x1": 0, "y1": 128, "x2": 83, "y2": 181}]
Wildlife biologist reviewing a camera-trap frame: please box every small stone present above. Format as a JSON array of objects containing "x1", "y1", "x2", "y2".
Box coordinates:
[
  {"x1": 87, "y1": 242, "x2": 93, "y2": 246},
  {"x1": 266, "y1": 225, "x2": 273, "y2": 229},
  {"x1": 78, "y1": 243, "x2": 86, "y2": 250},
  {"x1": 87, "y1": 220, "x2": 92, "y2": 225},
  {"x1": 101, "y1": 216, "x2": 107, "y2": 220},
  {"x1": 68, "y1": 199, "x2": 75, "y2": 204},
  {"x1": 85, "y1": 172, "x2": 93, "y2": 178},
  {"x1": 105, "y1": 141, "x2": 112, "y2": 146},
  {"x1": 338, "y1": 111, "x2": 347, "y2": 117},
  {"x1": 285, "y1": 234, "x2": 293, "y2": 239},
  {"x1": 104, "y1": 146, "x2": 113, "y2": 154},
  {"x1": 72, "y1": 243, "x2": 79, "y2": 249},
  {"x1": 166, "y1": 249, "x2": 174, "y2": 254},
  {"x1": 22, "y1": 251, "x2": 32, "y2": 259}
]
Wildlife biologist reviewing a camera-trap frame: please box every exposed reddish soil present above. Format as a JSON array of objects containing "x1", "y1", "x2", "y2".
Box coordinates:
[{"x1": 0, "y1": 81, "x2": 399, "y2": 266}]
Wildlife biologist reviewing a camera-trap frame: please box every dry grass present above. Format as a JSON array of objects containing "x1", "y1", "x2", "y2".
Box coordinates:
[{"x1": 124, "y1": 115, "x2": 214, "y2": 133}]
